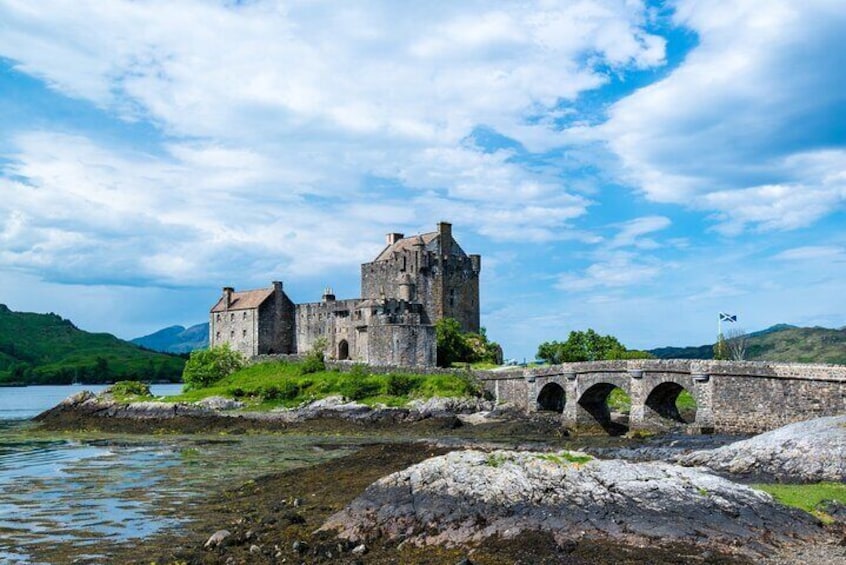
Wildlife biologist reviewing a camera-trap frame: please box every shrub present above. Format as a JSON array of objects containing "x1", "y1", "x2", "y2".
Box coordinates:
[
  {"x1": 299, "y1": 338, "x2": 327, "y2": 375},
  {"x1": 277, "y1": 380, "x2": 301, "y2": 401},
  {"x1": 386, "y1": 373, "x2": 421, "y2": 396},
  {"x1": 182, "y1": 344, "x2": 246, "y2": 391},
  {"x1": 108, "y1": 380, "x2": 151, "y2": 398},
  {"x1": 339, "y1": 370, "x2": 382, "y2": 401}
]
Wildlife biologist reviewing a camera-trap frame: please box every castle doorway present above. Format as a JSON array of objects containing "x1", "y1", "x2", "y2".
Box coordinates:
[{"x1": 338, "y1": 340, "x2": 349, "y2": 360}]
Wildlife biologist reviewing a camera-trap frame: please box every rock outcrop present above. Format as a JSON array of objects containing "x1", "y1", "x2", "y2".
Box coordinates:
[
  {"x1": 322, "y1": 449, "x2": 822, "y2": 556},
  {"x1": 678, "y1": 415, "x2": 846, "y2": 481},
  {"x1": 34, "y1": 390, "x2": 211, "y2": 421}
]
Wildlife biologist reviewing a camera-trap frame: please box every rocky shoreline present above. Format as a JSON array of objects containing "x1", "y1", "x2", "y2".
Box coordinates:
[{"x1": 32, "y1": 392, "x2": 846, "y2": 564}]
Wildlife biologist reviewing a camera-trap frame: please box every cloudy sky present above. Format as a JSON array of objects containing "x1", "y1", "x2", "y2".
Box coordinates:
[{"x1": 1, "y1": 0, "x2": 845, "y2": 360}]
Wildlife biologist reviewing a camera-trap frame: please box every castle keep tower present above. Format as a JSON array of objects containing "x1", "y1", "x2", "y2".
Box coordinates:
[
  {"x1": 360, "y1": 222, "x2": 481, "y2": 332},
  {"x1": 210, "y1": 222, "x2": 481, "y2": 366}
]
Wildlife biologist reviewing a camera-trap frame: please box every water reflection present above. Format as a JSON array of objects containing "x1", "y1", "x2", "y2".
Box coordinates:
[{"x1": 0, "y1": 425, "x2": 355, "y2": 563}]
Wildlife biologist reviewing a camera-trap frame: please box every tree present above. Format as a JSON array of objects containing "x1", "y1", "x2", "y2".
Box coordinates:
[
  {"x1": 436, "y1": 318, "x2": 471, "y2": 367},
  {"x1": 536, "y1": 329, "x2": 652, "y2": 364},
  {"x1": 182, "y1": 344, "x2": 246, "y2": 391},
  {"x1": 725, "y1": 328, "x2": 749, "y2": 361}
]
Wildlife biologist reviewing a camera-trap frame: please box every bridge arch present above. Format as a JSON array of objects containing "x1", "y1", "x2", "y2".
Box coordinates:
[
  {"x1": 577, "y1": 382, "x2": 630, "y2": 436},
  {"x1": 537, "y1": 382, "x2": 565, "y2": 413},
  {"x1": 643, "y1": 381, "x2": 697, "y2": 425}
]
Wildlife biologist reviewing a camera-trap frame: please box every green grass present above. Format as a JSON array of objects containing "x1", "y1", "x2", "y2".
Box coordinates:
[
  {"x1": 535, "y1": 451, "x2": 593, "y2": 465},
  {"x1": 607, "y1": 388, "x2": 696, "y2": 416},
  {"x1": 676, "y1": 389, "x2": 696, "y2": 411},
  {"x1": 163, "y1": 359, "x2": 481, "y2": 410},
  {"x1": 0, "y1": 305, "x2": 185, "y2": 385},
  {"x1": 485, "y1": 453, "x2": 512, "y2": 467},
  {"x1": 756, "y1": 482, "x2": 846, "y2": 524},
  {"x1": 607, "y1": 388, "x2": 632, "y2": 412}
]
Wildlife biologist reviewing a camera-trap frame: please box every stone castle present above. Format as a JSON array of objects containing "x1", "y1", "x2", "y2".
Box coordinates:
[{"x1": 209, "y1": 222, "x2": 480, "y2": 366}]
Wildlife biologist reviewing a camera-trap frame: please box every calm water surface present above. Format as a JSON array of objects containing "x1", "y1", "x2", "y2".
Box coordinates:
[{"x1": 0, "y1": 385, "x2": 354, "y2": 564}]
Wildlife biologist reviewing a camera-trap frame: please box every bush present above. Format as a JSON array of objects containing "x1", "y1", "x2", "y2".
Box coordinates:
[
  {"x1": 386, "y1": 373, "x2": 421, "y2": 396},
  {"x1": 108, "y1": 380, "x2": 151, "y2": 398},
  {"x1": 339, "y1": 368, "x2": 382, "y2": 401},
  {"x1": 299, "y1": 339, "x2": 327, "y2": 375},
  {"x1": 182, "y1": 344, "x2": 246, "y2": 391}
]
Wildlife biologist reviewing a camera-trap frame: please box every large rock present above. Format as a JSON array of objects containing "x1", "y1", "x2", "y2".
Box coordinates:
[
  {"x1": 322, "y1": 449, "x2": 821, "y2": 556},
  {"x1": 407, "y1": 397, "x2": 496, "y2": 418},
  {"x1": 34, "y1": 390, "x2": 209, "y2": 421},
  {"x1": 678, "y1": 415, "x2": 846, "y2": 481}
]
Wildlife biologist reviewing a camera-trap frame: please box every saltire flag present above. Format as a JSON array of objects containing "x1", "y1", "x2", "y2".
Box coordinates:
[{"x1": 719, "y1": 313, "x2": 737, "y2": 322}]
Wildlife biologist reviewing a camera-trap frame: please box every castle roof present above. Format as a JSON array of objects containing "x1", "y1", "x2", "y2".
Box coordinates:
[
  {"x1": 210, "y1": 287, "x2": 274, "y2": 312},
  {"x1": 373, "y1": 231, "x2": 438, "y2": 262}
]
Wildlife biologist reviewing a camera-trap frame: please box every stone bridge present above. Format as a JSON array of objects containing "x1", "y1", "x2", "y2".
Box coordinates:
[{"x1": 477, "y1": 359, "x2": 846, "y2": 434}]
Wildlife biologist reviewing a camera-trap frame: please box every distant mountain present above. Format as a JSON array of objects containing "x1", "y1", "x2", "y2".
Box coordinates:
[
  {"x1": 0, "y1": 304, "x2": 185, "y2": 385},
  {"x1": 649, "y1": 324, "x2": 846, "y2": 364},
  {"x1": 132, "y1": 323, "x2": 209, "y2": 354}
]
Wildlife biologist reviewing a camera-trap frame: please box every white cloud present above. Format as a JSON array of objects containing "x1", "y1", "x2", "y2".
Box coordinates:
[
  {"x1": 608, "y1": 215, "x2": 671, "y2": 248},
  {"x1": 774, "y1": 246, "x2": 846, "y2": 262},
  {"x1": 0, "y1": 0, "x2": 672, "y2": 288},
  {"x1": 0, "y1": 131, "x2": 406, "y2": 286},
  {"x1": 555, "y1": 251, "x2": 663, "y2": 291},
  {"x1": 600, "y1": 0, "x2": 846, "y2": 233}
]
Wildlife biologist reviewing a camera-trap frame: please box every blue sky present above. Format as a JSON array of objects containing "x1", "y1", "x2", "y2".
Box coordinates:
[{"x1": 1, "y1": 0, "x2": 845, "y2": 360}]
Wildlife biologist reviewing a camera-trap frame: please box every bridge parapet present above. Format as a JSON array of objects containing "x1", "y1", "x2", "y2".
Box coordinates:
[{"x1": 477, "y1": 359, "x2": 846, "y2": 434}]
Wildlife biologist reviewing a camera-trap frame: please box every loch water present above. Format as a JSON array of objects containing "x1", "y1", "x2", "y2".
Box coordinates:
[{"x1": 0, "y1": 385, "x2": 354, "y2": 564}]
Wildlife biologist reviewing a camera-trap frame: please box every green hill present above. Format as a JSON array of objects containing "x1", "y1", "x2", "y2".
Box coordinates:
[
  {"x1": 0, "y1": 304, "x2": 185, "y2": 385},
  {"x1": 650, "y1": 324, "x2": 846, "y2": 364}
]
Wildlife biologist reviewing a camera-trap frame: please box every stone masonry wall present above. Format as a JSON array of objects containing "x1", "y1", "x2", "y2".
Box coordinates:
[
  {"x1": 365, "y1": 323, "x2": 436, "y2": 367},
  {"x1": 210, "y1": 307, "x2": 260, "y2": 358},
  {"x1": 477, "y1": 360, "x2": 846, "y2": 434}
]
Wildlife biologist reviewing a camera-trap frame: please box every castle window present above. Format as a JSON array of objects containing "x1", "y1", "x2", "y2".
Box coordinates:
[
  {"x1": 230, "y1": 313, "x2": 235, "y2": 321},
  {"x1": 216, "y1": 314, "x2": 220, "y2": 322},
  {"x1": 230, "y1": 330, "x2": 235, "y2": 338},
  {"x1": 216, "y1": 332, "x2": 220, "y2": 339},
  {"x1": 243, "y1": 312, "x2": 247, "y2": 319},
  {"x1": 243, "y1": 329, "x2": 247, "y2": 337}
]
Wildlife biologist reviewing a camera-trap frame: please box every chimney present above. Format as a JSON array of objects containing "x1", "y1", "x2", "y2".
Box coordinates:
[
  {"x1": 222, "y1": 287, "x2": 234, "y2": 309},
  {"x1": 386, "y1": 232, "x2": 404, "y2": 246},
  {"x1": 438, "y1": 221, "x2": 452, "y2": 257},
  {"x1": 322, "y1": 287, "x2": 336, "y2": 302}
]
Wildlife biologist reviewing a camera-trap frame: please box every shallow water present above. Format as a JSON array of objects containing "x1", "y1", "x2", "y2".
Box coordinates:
[
  {"x1": 0, "y1": 416, "x2": 357, "y2": 564},
  {"x1": 0, "y1": 386, "x2": 748, "y2": 563}
]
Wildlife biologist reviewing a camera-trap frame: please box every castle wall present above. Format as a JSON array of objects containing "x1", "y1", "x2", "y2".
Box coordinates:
[
  {"x1": 365, "y1": 323, "x2": 436, "y2": 367},
  {"x1": 258, "y1": 285, "x2": 296, "y2": 355},
  {"x1": 210, "y1": 307, "x2": 259, "y2": 357},
  {"x1": 295, "y1": 299, "x2": 359, "y2": 359},
  {"x1": 439, "y1": 252, "x2": 481, "y2": 333}
]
